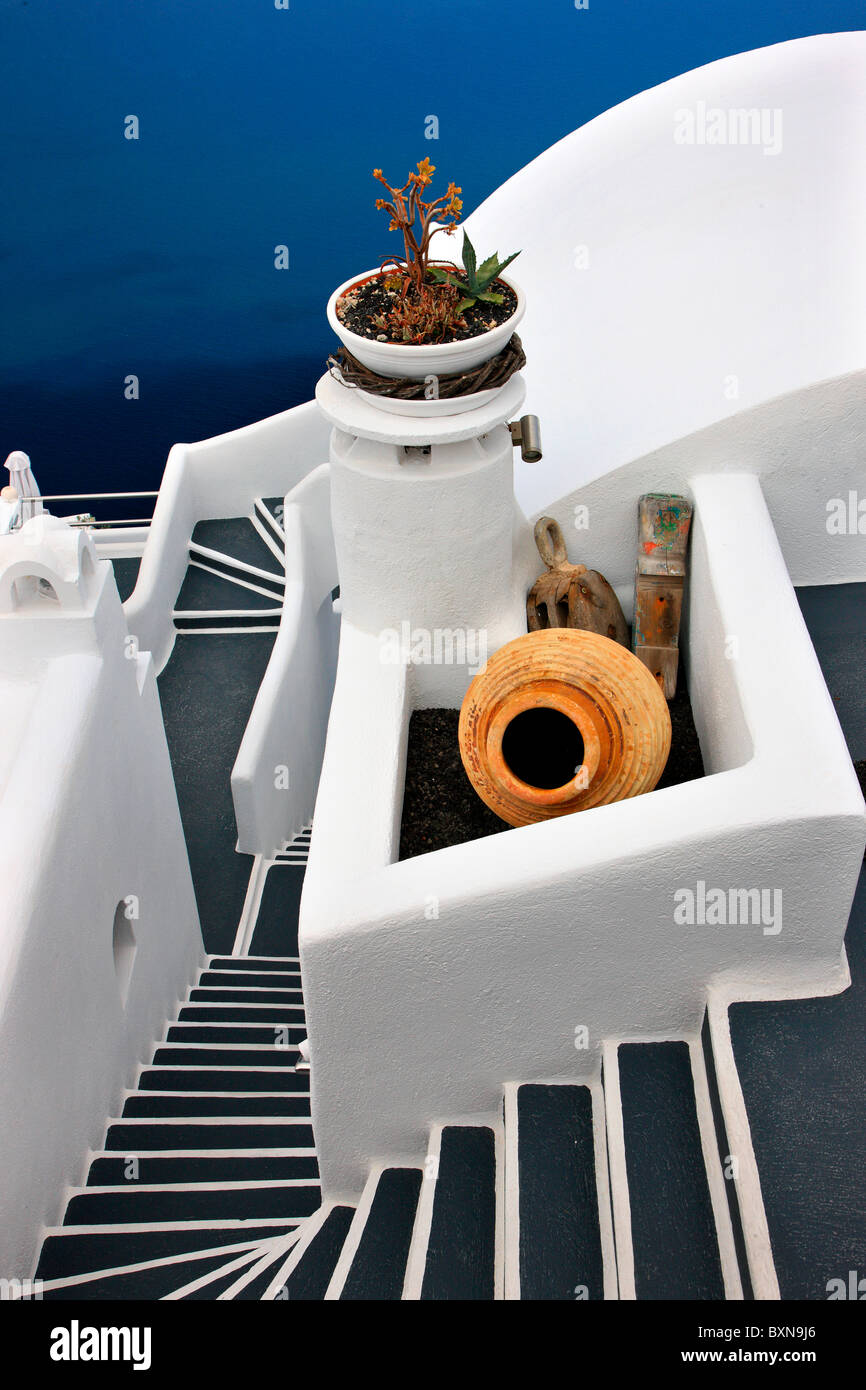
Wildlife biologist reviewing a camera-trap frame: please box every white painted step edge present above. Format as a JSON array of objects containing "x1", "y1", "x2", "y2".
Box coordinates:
[
  {"x1": 216, "y1": 1228, "x2": 301, "y2": 1300},
  {"x1": 34, "y1": 1234, "x2": 287, "y2": 1296},
  {"x1": 601, "y1": 1041, "x2": 636, "y2": 1300},
  {"x1": 402, "y1": 1127, "x2": 441, "y2": 1301},
  {"x1": 705, "y1": 996, "x2": 781, "y2": 1300},
  {"x1": 260, "y1": 1202, "x2": 340, "y2": 1300},
  {"x1": 323, "y1": 1164, "x2": 389, "y2": 1300},
  {"x1": 188, "y1": 541, "x2": 284, "y2": 588},
  {"x1": 250, "y1": 508, "x2": 287, "y2": 567},
  {"x1": 253, "y1": 497, "x2": 287, "y2": 545},
  {"x1": 589, "y1": 1076, "x2": 620, "y2": 1301},
  {"x1": 688, "y1": 1037, "x2": 744, "y2": 1300},
  {"x1": 503, "y1": 1084, "x2": 520, "y2": 1301}
]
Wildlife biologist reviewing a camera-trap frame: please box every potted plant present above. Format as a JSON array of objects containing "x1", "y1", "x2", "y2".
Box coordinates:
[{"x1": 327, "y1": 158, "x2": 524, "y2": 382}]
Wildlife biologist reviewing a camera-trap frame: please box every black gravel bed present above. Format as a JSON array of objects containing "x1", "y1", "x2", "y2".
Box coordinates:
[
  {"x1": 399, "y1": 685, "x2": 706, "y2": 861},
  {"x1": 657, "y1": 684, "x2": 705, "y2": 791}
]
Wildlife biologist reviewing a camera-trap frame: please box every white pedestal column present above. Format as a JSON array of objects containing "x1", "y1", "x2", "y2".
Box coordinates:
[{"x1": 316, "y1": 372, "x2": 529, "y2": 704}]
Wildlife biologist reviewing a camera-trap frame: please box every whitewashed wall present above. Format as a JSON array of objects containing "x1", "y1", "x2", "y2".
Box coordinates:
[
  {"x1": 302, "y1": 475, "x2": 865, "y2": 1198},
  {"x1": 462, "y1": 33, "x2": 866, "y2": 532},
  {"x1": 232, "y1": 465, "x2": 340, "y2": 858},
  {"x1": 0, "y1": 523, "x2": 203, "y2": 1277},
  {"x1": 301, "y1": 33, "x2": 866, "y2": 1197},
  {"x1": 533, "y1": 371, "x2": 866, "y2": 594}
]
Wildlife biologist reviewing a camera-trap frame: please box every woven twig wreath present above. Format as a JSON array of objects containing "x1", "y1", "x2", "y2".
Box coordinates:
[{"x1": 327, "y1": 333, "x2": 526, "y2": 401}]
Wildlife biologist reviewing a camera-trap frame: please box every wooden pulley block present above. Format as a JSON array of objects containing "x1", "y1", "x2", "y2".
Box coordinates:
[
  {"x1": 527, "y1": 516, "x2": 629, "y2": 647},
  {"x1": 526, "y1": 516, "x2": 585, "y2": 630},
  {"x1": 459, "y1": 628, "x2": 672, "y2": 828}
]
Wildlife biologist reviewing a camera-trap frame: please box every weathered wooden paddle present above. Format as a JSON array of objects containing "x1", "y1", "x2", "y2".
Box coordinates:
[
  {"x1": 632, "y1": 493, "x2": 693, "y2": 699},
  {"x1": 527, "y1": 516, "x2": 629, "y2": 647}
]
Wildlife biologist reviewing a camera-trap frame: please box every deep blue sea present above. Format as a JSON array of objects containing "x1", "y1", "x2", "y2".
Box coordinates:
[{"x1": 1, "y1": 0, "x2": 863, "y2": 514}]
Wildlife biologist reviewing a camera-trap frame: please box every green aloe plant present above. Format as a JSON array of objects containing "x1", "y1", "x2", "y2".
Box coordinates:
[{"x1": 429, "y1": 230, "x2": 520, "y2": 313}]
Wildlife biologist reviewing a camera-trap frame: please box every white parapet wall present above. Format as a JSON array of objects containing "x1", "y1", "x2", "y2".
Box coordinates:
[
  {"x1": 232, "y1": 465, "x2": 340, "y2": 859},
  {"x1": 301, "y1": 472, "x2": 865, "y2": 1199},
  {"x1": 0, "y1": 517, "x2": 204, "y2": 1277},
  {"x1": 125, "y1": 398, "x2": 331, "y2": 672}
]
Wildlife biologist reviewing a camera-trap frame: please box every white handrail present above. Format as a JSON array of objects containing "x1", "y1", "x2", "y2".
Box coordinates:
[
  {"x1": 125, "y1": 398, "x2": 331, "y2": 673},
  {"x1": 39, "y1": 491, "x2": 159, "y2": 501},
  {"x1": 67, "y1": 517, "x2": 155, "y2": 528}
]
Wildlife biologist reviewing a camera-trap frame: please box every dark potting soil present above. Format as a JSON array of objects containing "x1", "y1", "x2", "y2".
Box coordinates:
[
  {"x1": 336, "y1": 273, "x2": 518, "y2": 346},
  {"x1": 398, "y1": 685, "x2": 706, "y2": 861}
]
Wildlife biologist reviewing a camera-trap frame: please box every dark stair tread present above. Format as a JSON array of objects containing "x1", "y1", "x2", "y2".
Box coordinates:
[
  {"x1": 208, "y1": 956, "x2": 300, "y2": 972},
  {"x1": 87, "y1": 1155, "x2": 318, "y2": 1185},
  {"x1": 41, "y1": 1251, "x2": 240, "y2": 1301},
  {"x1": 618, "y1": 1041, "x2": 724, "y2": 1300},
  {"x1": 517, "y1": 1084, "x2": 604, "y2": 1300},
  {"x1": 230, "y1": 1247, "x2": 295, "y2": 1300},
  {"x1": 795, "y1": 582, "x2": 866, "y2": 761},
  {"x1": 167, "y1": 1024, "x2": 307, "y2": 1044},
  {"x1": 191, "y1": 518, "x2": 283, "y2": 577},
  {"x1": 259, "y1": 498, "x2": 287, "y2": 533},
  {"x1": 175, "y1": 563, "x2": 283, "y2": 613},
  {"x1": 421, "y1": 1126, "x2": 497, "y2": 1301},
  {"x1": 341, "y1": 1168, "x2": 422, "y2": 1301},
  {"x1": 122, "y1": 1093, "x2": 310, "y2": 1119},
  {"x1": 280, "y1": 1206, "x2": 354, "y2": 1300},
  {"x1": 254, "y1": 500, "x2": 287, "y2": 555},
  {"x1": 249, "y1": 865, "x2": 304, "y2": 957},
  {"x1": 111, "y1": 557, "x2": 141, "y2": 603},
  {"x1": 37, "y1": 1224, "x2": 295, "y2": 1280},
  {"x1": 198, "y1": 970, "x2": 301, "y2": 989},
  {"x1": 179, "y1": 1256, "x2": 278, "y2": 1295},
  {"x1": 179, "y1": 1258, "x2": 267, "y2": 1300},
  {"x1": 189, "y1": 988, "x2": 305, "y2": 1006},
  {"x1": 156, "y1": 632, "x2": 275, "y2": 956},
  {"x1": 174, "y1": 613, "x2": 280, "y2": 631},
  {"x1": 152, "y1": 1047, "x2": 301, "y2": 1069},
  {"x1": 728, "y1": 864, "x2": 866, "y2": 1299},
  {"x1": 64, "y1": 1184, "x2": 321, "y2": 1225},
  {"x1": 177, "y1": 1006, "x2": 306, "y2": 1025},
  {"x1": 106, "y1": 1122, "x2": 313, "y2": 1151},
  {"x1": 138, "y1": 1069, "x2": 309, "y2": 1093}
]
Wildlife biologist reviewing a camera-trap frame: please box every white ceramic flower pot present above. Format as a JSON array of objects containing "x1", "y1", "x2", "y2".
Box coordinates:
[{"x1": 326, "y1": 267, "x2": 525, "y2": 381}]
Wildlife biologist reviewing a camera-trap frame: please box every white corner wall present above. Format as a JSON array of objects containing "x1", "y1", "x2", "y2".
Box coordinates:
[{"x1": 0, "y1": 540, "x2": 204, "y2": 1277}]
